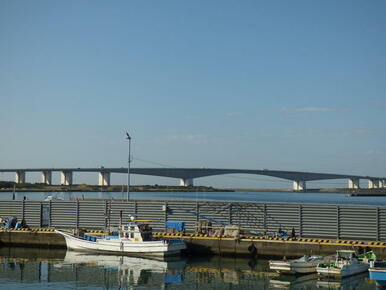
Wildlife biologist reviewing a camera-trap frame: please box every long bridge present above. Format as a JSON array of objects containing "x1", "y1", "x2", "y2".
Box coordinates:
[{"x1": 0, "y1": 167, "x2": 385, "y2": 190}]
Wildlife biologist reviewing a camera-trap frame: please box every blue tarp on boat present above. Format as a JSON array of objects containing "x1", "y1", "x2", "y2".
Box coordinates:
[{"x1": 165, "y1": 221, "x2": 185, "y2": 232}]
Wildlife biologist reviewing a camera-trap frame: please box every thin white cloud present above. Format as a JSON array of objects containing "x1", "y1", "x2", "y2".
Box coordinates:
[
  {"x1": 168, "y1": 134, "x2": 208, "y2": 144},
  {"x1": 184, "y1": 114, "x2": 204, "y2": 120},
  {"x1": 283, "y1": 128, "x2": 374, "y2": 138},
  {"x1": 296, "y1": 106, "x2": 335, "y2": 112},
  {"x1": 226, "y1": 112, "x2": 242, "y2": 117},
  {"x1": 282, "y1": 106, "x2": 336, "y2": 113},
  {"x1": 364, "y1": 149, "x2": 386, "y2": 156}
]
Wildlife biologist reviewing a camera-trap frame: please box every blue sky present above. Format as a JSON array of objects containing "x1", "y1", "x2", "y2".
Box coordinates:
[{"x1": 1, "y1": 0, "x2": 385, "y2": 188}]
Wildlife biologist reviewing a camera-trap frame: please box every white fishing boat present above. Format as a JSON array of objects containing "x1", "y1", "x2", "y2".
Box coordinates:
[
  {"x1": 269, "y1": 255, "x2": 329, "y2": 274},
  {"x1": 55, "y1": 218, "x2": 186, "y2": 258},
  {"x1": 316, "y1": 250, "x2": 369, "y2": 278}
]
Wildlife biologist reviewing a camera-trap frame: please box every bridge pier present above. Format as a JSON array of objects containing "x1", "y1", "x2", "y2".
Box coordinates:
[
  {"x1": 15, "y1": 171, "x2": 26, "y2": 184},
  {"x1": 348, "y1": 178, "x2": 360, "y2": 189},
  {"x1": 293, "y1": 180, "x2": 306, "y2": 191},
  {"x1": 180, "y1": 178, "x2": 193, "y2": 187},
  {"x1": 41, "y1": 171, "x2": 52, "y2": 185},
  {"x1": 60, "y1": 171, "x2": 73, "y2": 186},
  {"x1": 368, "y1": 179, "x2": 381, "y2": 189},
  {"x1": 98, "y1": 172, "x2": 111, "y2": 186}
]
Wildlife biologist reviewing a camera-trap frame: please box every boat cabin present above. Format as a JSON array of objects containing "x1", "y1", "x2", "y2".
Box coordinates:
[
  {"x1": 118, "y1": 221, "x2": 153, "y2": 242},
  {"x1": 336, "y1": 250, "x2": 357, "y2": 261}
]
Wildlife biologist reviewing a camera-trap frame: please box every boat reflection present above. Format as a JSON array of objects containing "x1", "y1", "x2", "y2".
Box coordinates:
[
  {"x1": 59, "y1": 251, "x2": 186, "y2": 286},
  {"x1": 316, "y1": 272, "x2": 369, "y2": 290},
  {"x1": 0, "y1": 247, "x2": 186, "y2": 288},
  {"x1": 269, "y1": 273, "x2": 318, "y2": 289},
  {"x1": 185, "y1": 256, "x2": 275, "y2": 287}
]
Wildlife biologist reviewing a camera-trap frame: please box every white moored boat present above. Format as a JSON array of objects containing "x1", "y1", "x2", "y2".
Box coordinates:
[
  {"x1": 316, "y1": 250, "x2": 369, "y2": 278},
  {"x1": 269, "y1": 255, "x2": 329, "y2": 274},
  {"x1": 56, "y1": 218, "x2": 186, "y2": 258}
]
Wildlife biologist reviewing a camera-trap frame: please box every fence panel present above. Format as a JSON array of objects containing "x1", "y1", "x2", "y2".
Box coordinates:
[
  {"x1": 167, "y1": 201, "x2": 198, "y2": 232},
  {"x1": 379, "y1": 208, "x2": 386, "y2": 241},
  {"x1": 301, "y1": 204, "x2": 337, "y2": 239},
  {"x1": 108, "y1": 201, "x2": 135, "y2": 228},
  {"x1": 78, "y1": 201, "x2": 106, "y2": 229},
  {"x1": 198, "y1": 202, "x2": 231, "y2": 228},
  {"x1": 0, "y1": 201, "x2": 22, "y2": 221},
  {"x1": 135, "y1": 201, "x2": 165, "y2": 231},
  {"x1": 230, "y1": 203, "x2": 265, "y2": 231},
  {"x1": 339, "y1": 206, "x2": 377, "y2": 241},
  {"x1": 265, "y1": 203, "x2": 299, "y2": 233},
  {"x1": 50, "y1": 201, "x2": 78, "y2": 228},
  {"x1": 0, "y1": 200, "x2": 385, "y2": 241},
  {"x1": 24, "y1": 201, "x2": 43, "y2": 227}
]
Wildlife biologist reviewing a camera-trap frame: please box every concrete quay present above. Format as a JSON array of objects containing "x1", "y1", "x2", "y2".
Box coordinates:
[{"x1": 2, "y1": 228, "x2": 386, "y2": 259}]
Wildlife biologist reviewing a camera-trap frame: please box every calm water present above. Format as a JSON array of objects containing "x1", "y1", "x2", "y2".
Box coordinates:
[
  {"x1": 0, "y1": 247, "x2": 377, "y2": 289},
  {"x1": 2, "y1": 191, "x2": 386, "y2": 206}
]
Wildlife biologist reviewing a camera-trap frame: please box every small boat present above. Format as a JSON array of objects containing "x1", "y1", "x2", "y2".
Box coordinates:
[
  {"x1": 369, "y1": 260, "x2": 386, "y2": 288},
  {"x1": 55, "y1": 218, "x2": 186, "y2": 258},
  {"x1": 269, "y1": 255, "x2": 330, "y2": 274},
  {"x1": 316, "y1": 250, "x2": 369, "y2": 278}
]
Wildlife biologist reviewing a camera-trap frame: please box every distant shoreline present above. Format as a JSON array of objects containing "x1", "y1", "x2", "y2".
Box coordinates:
[
  {"x1": 0, "y1": 182, "x2": 233, "y2": 193},
  {"x1": 1, "y1": 182, "x2": 385, "y2": 195}
]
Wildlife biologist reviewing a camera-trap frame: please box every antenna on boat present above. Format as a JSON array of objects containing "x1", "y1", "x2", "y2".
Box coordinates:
[{"x1": 125, "y1": 131, "x2": 132, "y2": 201}]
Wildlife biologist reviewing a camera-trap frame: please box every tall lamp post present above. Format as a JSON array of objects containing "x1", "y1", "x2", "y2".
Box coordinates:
[{"x1": 125, "y1": 132, "x2": 131, "y2": 201}]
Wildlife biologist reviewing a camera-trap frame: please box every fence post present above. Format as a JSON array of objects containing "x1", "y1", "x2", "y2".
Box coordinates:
[
  {"x1": 337, "y1": 206, "x2": 340, "y2": 240},
  {"x1": 229, "y1": 203, "x2": 232, "y2": 224},
  {"x1": 377, "y1": 207, "x2": 380, "y2": 241},
  {"x1": 49, "y1": 200, "x2": 52, "y2": 228},
  {"x1": 164, "y1": 202, "x2": 168, "y2": 224},
  {"x1": 22, "y1": 200, "x2": 25, "y2": 220},
  {"x1": 196, "y1": 201, "x2": 200, "y2": 222},
  {"x1": 299, "y1": 204, "x2": 303, "y2": 237},
  {"x1": 76, "y1": 200, "x2": 79, "y2": 229},
  {"x1": 104, "y1": 201, "x2": 108, "y2": 228}
]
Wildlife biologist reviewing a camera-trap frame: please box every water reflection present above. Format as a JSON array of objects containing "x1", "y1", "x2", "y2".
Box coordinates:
[
  {"x1": 270, "y1": 273, "x2": 318, "y2": 289},
  {"x1": 316, "y1": 272, "x2": 370, "y2": 290},
  {"x1": 0, "y1": 247, "x2": 186, "y2": 289},
  {"x1": 59, "y1": 251, "x2": 186, "y2": 287},
  {"x1": 0, "y1": 247, "x2": 376, "y2": 289}
]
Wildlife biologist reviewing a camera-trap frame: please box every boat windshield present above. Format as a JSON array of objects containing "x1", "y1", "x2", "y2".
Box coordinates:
[{"x1": 337, "y1": 251, "x2": 356, "y2": 259}]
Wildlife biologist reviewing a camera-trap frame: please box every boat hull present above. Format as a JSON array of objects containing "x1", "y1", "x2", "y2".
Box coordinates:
[
  {"x1": 316, "y1": 263, "x2": 369, "y2": 278},
  {"x1": 269, "y1": 260, "x2": 319, "y2": 274},
  {"x1": 269, "y1": 256, "x2": 329, "y2": 274},
  {"x1": 369, "y1": 268, "x2": 386, "y2": 287},
  {"x1": 56, "y1": 230, "x2": 186, "y2": 258}
]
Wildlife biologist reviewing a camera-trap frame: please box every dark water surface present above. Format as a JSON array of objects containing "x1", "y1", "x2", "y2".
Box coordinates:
[
  {"x1": 0, "y1": 247, "x2": 376, "y2": 289},
  {"x1": 3, "y1": 190, "x2": 386, "y2": 206}
]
